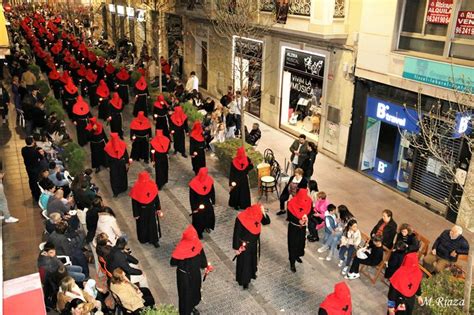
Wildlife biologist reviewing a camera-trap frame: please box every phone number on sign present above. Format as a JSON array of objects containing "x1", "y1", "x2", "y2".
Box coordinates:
[{"x1": 455, "y1": 27, "x2": 474, "y2": 35}]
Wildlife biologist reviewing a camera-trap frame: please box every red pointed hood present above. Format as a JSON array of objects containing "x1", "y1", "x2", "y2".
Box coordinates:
[
  {"x1": 288, "y1": 188, "x2": 312, "y2": 220},
  {"x1": 116, "y1": 67, "x2": 130, "y2": 81},
  {"x1": 232, "y1": 147, "x2": 249, "y2": 171},
  {"x1": 48, "y1": 68, "x2": 60, "y2": 80},
  {"x1": 190, "y1": 121, "x2": 204, "y2": 142},
  {"x1": 96, "y1": 79, "x2": 110, "y2": 98},
  {"x1": 88, "y1": 51, "x2": 97, "y2": 63},
  {"x1": 154, "y1": 94, "x2": 169, "y2": 109},
  {"x1": 60, "y1": 70, "x2": 70, "y2": 85},
  {"x1": 189, "y1": 167, "x2": 214, "y2": 196},
  {"x1": 78, "y1": 42, "x2": 87, "y2": 53},
  {"x1": 150, "y1": 130, "x2": 171, "y2": 153},
  {"x1": 77, "y1": 64, "x2": 87, "y2": 77},
  {"x1": 86, "y1": 69, "x2": 97, "y2": 83},
  {"x1": 130, "y1": 111, "x2": 151, "y2": 130},
  {"x1": 64, "y1": 78, "x2": 78, "y2": 95},
  {"x1": 63, "y1": 53, "x2": 73, "y2": 64},
  {"x1": 171, "y1": 225, "x2": 203, "y2": 260},
  {"x1": 71, "y1": 40, "x2": 80, "y2": 48},
  {"x1": 105, "y1": 62, "x2": 115, "y2": 74},
  {"x1": 319, "y1": 282, "x2": 352, "y2": 315},
  {"x1": 390, "y1": 252, "x2": 423, "y2": 298},
  {"x1": 135, "y1": 76, "x2": 147, "y2": 91},
  {"x1": 50, "y1": 44, "x2": 61, "y2": 55},
  {"x1": 72, "y1": 96, "x2": 90, "y2": 116},
  {"x1": 85, "y1": 117, "x2": 103, "y2": 135},
  {"x1": 69, "y1": 58, "x2": 80, "y2": 70},
  {"x1": 129, "y1": 171, "x2": 159, "y2": 204},
  {"x1": 237, "y1": 204, "x2": 264, "y2": 235},
  {"x1": 170, "y1": 106, "x2": 187, "y2": 127},
  {"x1": 109, "y1": 92, "x2": 123, "y2": 110},
  {"x1": 104, "y1": 132, "x2": 127, "y2": 159},
  {"x1": 96, "y1": 57, "x2": 106, "y2": 68}
]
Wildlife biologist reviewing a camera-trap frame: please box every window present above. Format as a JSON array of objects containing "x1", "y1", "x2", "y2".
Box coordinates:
[
  {"x1": 260, "y1": 0, "x2": 311, "y2": 17},
  {"x1": 397, "y1": 0, "x2": 474, "y2": 60}
]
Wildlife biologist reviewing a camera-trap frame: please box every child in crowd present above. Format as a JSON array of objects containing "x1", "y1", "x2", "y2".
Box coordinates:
[
  {"x1": 317, "y1": 204, "x2": 337, "y2": 254},
  {"x1": 338, "y1": 219, "x2": 362, "y2": 275},
  {"x1": 345, "y1": 235, "x2": 384, "y2": 280},
  {"x1": 307, "y1": 180, "x2": 320, "y2": 242}
]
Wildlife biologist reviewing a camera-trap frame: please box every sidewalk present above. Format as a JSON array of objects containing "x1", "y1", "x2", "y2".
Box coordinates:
[{"x1": 245, "y1": 113, "x2": 464, "y2": 242}]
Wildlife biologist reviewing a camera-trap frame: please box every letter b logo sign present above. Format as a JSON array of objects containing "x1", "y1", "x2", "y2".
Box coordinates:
[
  {"x1": 378, "y1": 161, "x2": 387, "y2": 174},
  {"x1": 458, "y1": 116, "x2": 470, "y2": 134}
]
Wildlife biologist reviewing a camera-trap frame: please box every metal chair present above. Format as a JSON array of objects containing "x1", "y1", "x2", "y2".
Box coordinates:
[
  {"x1": 41, "y1": 210, "x2": 49, "y2": 220},
  {"x1": 263, "y1": 148, "x2": 275, "y2": 165},
  {"x1": 259, "y1": 160, "x2": 281, "y2": 201}
]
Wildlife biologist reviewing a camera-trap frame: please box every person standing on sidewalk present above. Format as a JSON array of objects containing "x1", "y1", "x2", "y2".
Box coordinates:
[
  {"x1": 189, "y1": 121, "x2": 206, "y2": 175},
  {"x1": 86, "y1": 117, "x2": 108, "y2": 173},
  {"x1": 108, "y1": 92, "x2": 124, "y2": 139},
  {"x1": 133, "y1": 76, "x2": 150, "y2": 117},
  {"x1": 72, "y1": 95, "x2": 91, "y2": 147},
  {"x1": 130, "y1": 111, "x2": 152, "y2": 163},
  {"x1": 150, "y1": 130, "x2": 170, "y2": 189},
  {"x1": 104, "y1": 132, "x2": 130, "y2": 197},
  {"x1": 228, "y1": 147, "x2": 253, "y2": 211},
  {"x1": 277, "y1": 168, "x2": 307, "y2": 216},
  {"x1": 170, "y1": 106, "x2": 189, "y2": 158},
  {"x1": 302, "y1": 141, "x2": 318, "y2": 181},
  {"x1": 287, "y1": 188, "x2": 312, "y2": 273},
  {"x1": 21, "y1": 136, "x2": 42, "y2": 201},
  {"x1": 189, "y1": 167, "x2": 216, "y2": 239},
  {"x1": 233, "y1": 204, "x2": 270, "y2": 289},
  {"x1": 115, "y1": 67, "x2": 130, "y2": 106},
  {"x1": 153, "y1": 95, "x2": 171, "y2": 139},
  {"x1": 96, "y1": 79, "x2": 110, "y2": 121},
  {"x1": 289, "y1": 134, "x2": 309, "y2": 171},
  {"x1": 0, "y1": 173, "x2": 20, "y2": 223}
]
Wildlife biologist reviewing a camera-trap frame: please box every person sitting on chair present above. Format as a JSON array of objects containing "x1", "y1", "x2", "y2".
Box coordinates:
[{"x1": 245, "y1": 123, "x2": 261, "y2": 146}]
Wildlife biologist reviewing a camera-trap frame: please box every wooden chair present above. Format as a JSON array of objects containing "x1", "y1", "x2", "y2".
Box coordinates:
[
  {"x1": 414, "y1": 231, "x2": 433, "y2": 278},
  {"x1": 359, "y1": 232, "x2": 392, "y2": 285}
]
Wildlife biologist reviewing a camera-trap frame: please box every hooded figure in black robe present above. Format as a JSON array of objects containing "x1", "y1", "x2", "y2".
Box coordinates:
[
  {"x1": 108, "y1": 92, "x2": 124, "y2": 138},
  {"x1": 189, "y1": 167, "x2": 215, "y2": 239},
  {"x1": 129, "y1": 171, "x2": 161, "y2": 248},
  {"x1": 104, "y1": 62, "x2": 116, "y2": 90},
  {"x1": 189, "y1": 121, "x2": 206, "y2": 175},
  {"x1": 104, "y1": 132, "x2": 130, "y2": 197},
  {"x1": 133, "y1": 76, "x2": 150, "y2": 117},
  {"x1": 319, "y1": 282, "x2": 352, "y2": 315},
  {"x1": 96, "y1": 79, "x2": 110, "y2": 120},
  {"x1": 170, "y1": 106, "x2": 189, "y2": 157},
  {"x1": 85, "y1": 69, "x2": 98, "y2": 107},
  {"x1": 170, "y1": 225, "x2": 210, "y2": 315},
  {"x1": 150, "y1": 130, "x2": 170, "y2": 189},
  {"x1": 153, "y1": 95, "x2": 171, "y2": 138},
  {"x1": 48, "y1": 68, "x2": 62, "y2": 99},
  {"x1": 287, "y1": 188, "x2": 313, "y2": 273},
  {"x1": 232, "y1": 204, "x2": 270, "y2": 289},
  {"x1": 130, "y1": 111, "x2": 152, "y2": 163},
  {"x1": 62, "y1": 77, "x2": 78, "y2": 118},
  {"x1": 115, "y1": 67, "x2": 130, "y2": 105},
  {"x1": 228, "y1": 147, "x2": 253, "y2": 210},
  {"x1": 86, "y1": 117, "x2": 108, "y2": 172},
  {"x1": 72, "y1": 96, "x2": 91, "y2": 146}
]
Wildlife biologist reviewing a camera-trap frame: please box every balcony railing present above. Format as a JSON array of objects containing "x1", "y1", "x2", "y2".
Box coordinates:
[{"x1": 260, "y1": 0, "x2": 311, "y2": 17}]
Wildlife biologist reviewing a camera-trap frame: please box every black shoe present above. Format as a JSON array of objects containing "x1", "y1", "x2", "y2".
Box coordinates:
[
  {"x1": 296, "y1": 258, "x2": 303, "y2": 263},
  {"x1": 205, "y1": 228, "x2": 211, "y2": 233},
  {"x1": 144, "y1": 160, "x2": 149, "y2": 164},
  {"x1": 198, "y1": 234, "x2": 203, "y2": 240},
  {"x1": 276, "y1": 210, "x2": 286, "y2": 216},
  {"x1": 153, "y1": 242, "x2": 160, "y2": 248},
  {"x1": 192, "y1": 308, "x2": 200, "y2": 315},
  {"x1": 234, "y1": 207, "x2": 240, "y2": 211},
  {"x1": 95, "y1": 167, "x2": 100, "y2": 173},
  {"x1": 290, "y1": 264, "x2": 296, "y2": 273},
  {"x1": 307, "y1": 236, "x2": 318, "y2": 242},
  {"x1": 113, "y1": 194, "x2": 118, "y2": 198},
  {"x1": 182, "y1": 154, "x2": 188, "y2": 158},
  {"x1": 243, "y1": 284, "x2": 249, "y2": 290},
  {"x1": 173, "y1": 151, "x2": 178, "y2": 155}
]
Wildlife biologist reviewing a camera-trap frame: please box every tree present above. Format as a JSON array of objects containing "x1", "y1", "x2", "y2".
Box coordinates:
[{"x1": 208, "y1": 0, "x2": 275, "y2": 146}]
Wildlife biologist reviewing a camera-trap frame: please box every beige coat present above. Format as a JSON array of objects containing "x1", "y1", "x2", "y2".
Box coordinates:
[
  {"x1": 110, "y1": 281, "x2": 144, "y2": 311},
  {"x1": 21, "y1": 70, "x2": 36, "y2": 87}
]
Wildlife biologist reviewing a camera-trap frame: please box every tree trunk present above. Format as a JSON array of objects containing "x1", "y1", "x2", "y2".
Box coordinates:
[
  {"x1": 463, "y1": 246, "x2": 472, "y2": 314},
  {"x1": 238, "y1": 53, "x2": 246, "y2": 146}
]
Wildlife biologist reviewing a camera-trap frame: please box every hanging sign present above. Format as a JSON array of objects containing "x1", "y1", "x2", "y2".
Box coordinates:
[
  {"x1": 108, "y1": 4, "x2": 115, "y2": 13},
  {"x1": 366, "y1": 97, "x2": 420, "y2": 133},
  {"x1": 116, "y1": 5, "x2": 125, "y2": 16},
  {"x1": 455, "y1": 11, "x2": 474, "y2": 36},
  {"x1": 126, "y1": 7, "x2": 134, "y2": 18},
  {"x1": 283, "y1": 48, "x2": 325, "y2": 79},
  {"x1": 426, "y1": 0, "x2": 453, "y2": 24},
  {"x1": 136, "y1": 9, "x2": 145, "y2": 22},
  {"x1": 453, "y1": 111, "x2": 472, "y2": 138}
]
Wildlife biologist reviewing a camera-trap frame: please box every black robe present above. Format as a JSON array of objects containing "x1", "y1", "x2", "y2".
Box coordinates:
[
  {"x1": 62, "y1": 90, "x2": 78, "y2": 118},
  {"x1": 116, "y1": 79, "x2": 130, "y2": 105},
  {"x1": 88, "y1": 131, "x2": 108, "y2": 169},
  {"x1": 107, "y1": 150, "x2": 129, "y2": 196},
  {"x1": 387, "y1": 284, "x2": 421, "y2": 315},
  {"x1": 170, "y1": 250, "x2": 207, "y2": 315},
  {"x1": 73, "y1": 112, "x2": 91, "y2": 146},
  {"x1": 105, "y1": 72, "x2": 116, "y2": 91},
  {"x1": 132, "y1": 196, "x2": 161, "y2": 245},
  {"x1": 153, "y1": 107, "x2": 171, "y2": 138},
  {"x1": 98, "y1": 97, "x2": 110, "y2": 120},
  {"x1": 189, "y1": 186, "x2": 215, "y2": 238},
  {"x1": 79, "y1": 77, "x2": 88, "y2": 96},
  {"x1": 133, "y1": 91, "x2": 149, "y2": 117},
  {"x1": 130, "y1": 128, "x2": 152, "y2": 162},
  {"x1": 170, "y1": 119, "x2": 189, "y2": 155},
  {"x1": 109, "y1": 105, "x2": 123, "y2": 138},
  {"x1": 152, "y1": 150, "x2": 169, "y2": 189},
  {"x1": 287, "y1": 210, "x2": 310, "y2": 263},
  {"x1": 49, "y1": 78, "x2": 62, "y2": 99},
  {"x1": 232, "y1": 214, "x2": 270, "y2": 287},
  {"x1": 228, "y1": 158, "x2": 253, "y2": 210},
  {"x1": 87, "y1": 82, "x2": 98, "y2": 107},
  {"x1": 190, "y1": 138, "x2": 206, "y2": 175}
]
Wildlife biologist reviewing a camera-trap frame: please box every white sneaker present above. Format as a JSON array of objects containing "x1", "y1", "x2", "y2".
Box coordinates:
[
  {"x1": 317, "y1": 245, "x2": 328, "y2": 253},
  {"x1": 345, "y1": 272, "x2": 360, "y2": 280},
  {"x1": 5, "y1": 216, "x2": 19, "y2": 223},
  {"x1": 341, "y1": 266, "x2": 349, "y2": 275},
  {"x1": 338, "y1": 260, "x2": 344, "y2": 267},
  {"x1": 0, "y1": 215, "x2": 4, "y2": 220},
  {"x1": 325, "y1": 255, "x2": 332, "y2": 261}
]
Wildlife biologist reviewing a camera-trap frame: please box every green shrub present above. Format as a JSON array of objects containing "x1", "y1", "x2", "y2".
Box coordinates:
[
  {"x1": 28, "y1": 64, "x2": 41, "y2": 79},
  {"x1": 91, "y1": 47, "x2": 107, "y2": 58},
  {"x1": 413, "y1": 271, "x2": 473, "y2": 315},
  {"x1": 214, "y1": 139, "x2": 263, "y2": 188},
  {"x1": 140, "y1": 304, "x2": 178, "y2": 315},
  {"x1": 181, "y1": 101, "x2": 204, "y2": 126},
  {"x1": 60, "y1": 141, "x2": 87, "y2": 177},
  {"x1": 44, "y1": 96, "x2": 66, "y2": 120},
  {"x1": 35, "y1": 80, "x2": 50, "y2": 99},
  {"x1": 131, "y1": 70, "x2": 142, "y2": 85}
]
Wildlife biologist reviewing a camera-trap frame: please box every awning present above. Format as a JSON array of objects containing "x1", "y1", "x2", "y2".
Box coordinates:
[{"x1": 0, "y1": 6, "x2": 11, "y2": 57}]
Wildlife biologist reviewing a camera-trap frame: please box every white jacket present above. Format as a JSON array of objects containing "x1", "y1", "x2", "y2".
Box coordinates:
[
  {"x1": 95, "y1": 213, "x2": 122, "y2": 246},
  {"x1": 340, "y1": 229, "x2": 362, "y2": 247}
]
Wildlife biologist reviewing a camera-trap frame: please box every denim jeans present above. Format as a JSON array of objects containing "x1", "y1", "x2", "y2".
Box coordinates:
[
  {"x1": 66, "y1": 265, "x2": 86, "y2": 283},
  {"x1": 339, "y1": 245, "x2": 356, "y2": 267},
  {"x1": 326, "y1": 233, "x2": 341, "y2": 258}
]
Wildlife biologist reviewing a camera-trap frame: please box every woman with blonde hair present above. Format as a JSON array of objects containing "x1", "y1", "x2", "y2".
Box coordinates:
[
  {"x1": 56, "y1": 276, "x2": 101, "y2": 312},
  {"x1": 110, "y1": 268, "x2": 155, "y2": 312}
]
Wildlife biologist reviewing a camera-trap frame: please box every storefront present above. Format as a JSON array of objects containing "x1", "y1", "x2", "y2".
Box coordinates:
[
  {"x1": 347, "y1": 79, "x2": 471, "y2": 222},
  {"x1": 232, "y1": 36, "x2": 263, "y2": 117},
  {"x1": 279, "y1": 46, "x2": 326, "y2": 143}
]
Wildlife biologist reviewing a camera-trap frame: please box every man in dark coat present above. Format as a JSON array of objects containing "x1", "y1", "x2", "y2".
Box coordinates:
[
  {"x1": 228, "y1": 147, "x2": 253, "y2": 211},
  {"x1": 170, "y1": 225, "x2": 211, "y2": 315},
  {"x1": 189, "y1": 167, "x2": 215, "y2": 239},
  {"x1": 104, "y1": 132, "x2": 130, "y2": 197},
  {"x1": 289, "y1": 134, "x2": 309, "y2": 170},
  {"x1": 150, "y1": 130, "x2": 170, "y2": 189},
  {"x1": 21, "y1": 136, "x2": 42, "y2": 201},
  {"x1": 129, "y1": 171, "x2": 161, "y2": 248},
  {"x1": 232, "y1": 204, "x2": 270, "y2": 289}
]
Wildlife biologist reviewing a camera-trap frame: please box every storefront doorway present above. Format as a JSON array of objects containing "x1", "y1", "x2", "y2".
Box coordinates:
[{"x1": 279, "y1": 47, "x2": 325, "y2": 143}]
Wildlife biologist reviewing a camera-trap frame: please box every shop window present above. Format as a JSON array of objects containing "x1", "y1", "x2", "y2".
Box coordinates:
[{"x1": 397, "y1": 0, "x2": 474, "y2": 60}]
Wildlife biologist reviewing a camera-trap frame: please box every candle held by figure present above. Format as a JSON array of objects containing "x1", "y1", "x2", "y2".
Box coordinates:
[
  {"x1": 151, "y1": 149, "x2": 156, "y2": 154},
  {"x1": 231, "y1": 182, "x2": 236, "y2": 187},
  {"x1": 199, "y1": 204, "x2": 205, "y2": 210},
  {"x1": 129, "y1": 158, "x2": 133, "y2": 163}
]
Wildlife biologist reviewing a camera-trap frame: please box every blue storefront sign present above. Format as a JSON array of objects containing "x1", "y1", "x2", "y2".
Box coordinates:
[
  {"x1": 366, "y1": 97, "x2": 420, "y2": 133},
  {"x1": 453, "y1": 112, "x2": 472, "y2": 138},
  {"x1": 403, "y1": 56, "x2": 474, "y2": 91}
]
